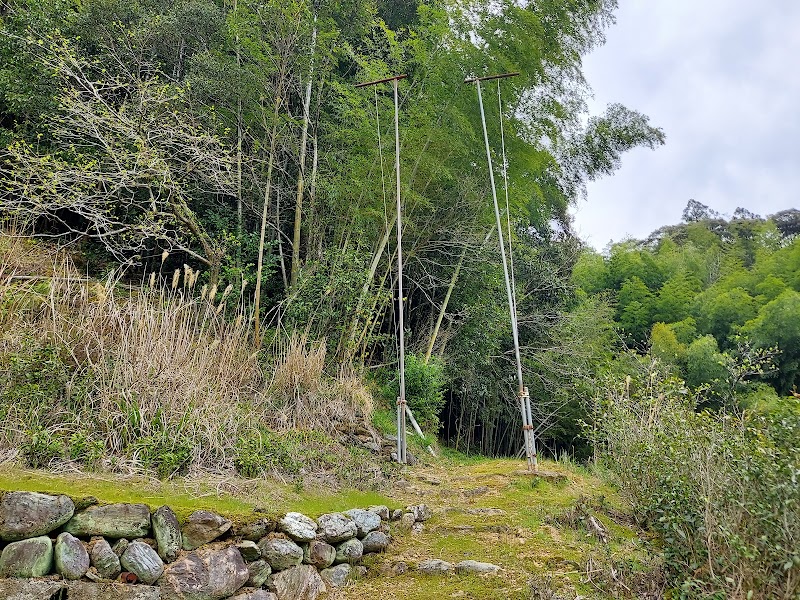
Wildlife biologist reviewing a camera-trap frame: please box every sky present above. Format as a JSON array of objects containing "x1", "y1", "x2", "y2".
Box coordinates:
[{"x1": 571, "y1": 0, "x2": 800, "y2": 250}]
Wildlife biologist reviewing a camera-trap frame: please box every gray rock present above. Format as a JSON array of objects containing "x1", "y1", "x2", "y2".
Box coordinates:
[
  {"x1": 246, "y1": 559, "x2": 272, "y2": 588},
  {"x1": 236, "y1": 540, "x2": 261, "y2": 562},
  {"x1": 0, "y1": 536, "x2": 53, "y2": 578},
  {"x1": 160, "y1": 546, "x2": 248, "y2": 600},
  {"x1": 0, "y1": 492, "x2": 75, "y2": 541},
  {"x1": 407, "y1": 504, "x2": 432, "y2": 522},
  {"x1": 455, "y1": 560, "x2": 501, "y2": 574},
  {"x1": 417, "y1": 558, "x2": 453, "y2": 574},
  {"x1": 55, "y1": 532, "x2": 90, "y2": 580},
  {"x1": 353, "y1": 565, "x2": 367, "y2": 578},
  {"x1": 272, "y1": 565, "x2": 326, "y2": 600},
  {"x1": 302, "y1": 540, "x2": 335, "y2": 569},
  {"x1": 67, "y1": 581, "x2": 161, "y2": 599},
  {"x1": 64, "y1": 504, "x2": 151, "y2": 538},
  {"x1": 334, "y1": 538, "x2": 363, "y2": 565},
  {"x1": 390, "y1": 509, "x2": 403, "y2": 521},
  {"x1": 277, "y1": 513, "x2": 317, "y2": 543},
  {"x1": 315, "y1": 513, "x2": 356, "y2": 544},
  {"x1": 90, "y1": 538, "x2": 121, "y2": 580},
  {"x1": 411, "y1": 522, "x2": 424, "y2": 535},
  {"x1": 112, "y1": 538, "x2": 129, "y2": 557},
  {"x1": 320, "y1": 563, "x2": 351, "y2": 588},
  {"x1": 399, "y1": 512, "x2": 416, "y2": 530},
  {"x1": 367, "y1": 505, "x2": 390, "y2": 521},
  {"x1": 236, "y1": 518, "x2": 275, "y2": 542},
  {"x1": 377, "y1": 561, "x2": 407, "y2": 577},
  {"x1": 152, "y1": 506, "x2": 181, "y2": 562},
  {"x1": 120, "y1": 540, "x2": 164, "y2": 585},
  {"x1": 361, "y1": 531, "x2": 390, "y2": 554},
  {"x1": 343, "y1": 509, "x2": 381, "y2": 537},
  {"x1": 181, "y1": 510, "x2": 231, "y2": 551},
  {"x1": 0, "y1": 579, "x2": 65, "y2": 599},
  {"x1": 229, "y1": 590, "x2": 277, "y2": 600},
  {"x1": 259, "y1": 538, "x2": 303, "y2": 572}
]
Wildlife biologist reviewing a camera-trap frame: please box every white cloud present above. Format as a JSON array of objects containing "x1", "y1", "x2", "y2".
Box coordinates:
[{"x1": 572, "y1": 0, "x2": 800, "y2": 248}]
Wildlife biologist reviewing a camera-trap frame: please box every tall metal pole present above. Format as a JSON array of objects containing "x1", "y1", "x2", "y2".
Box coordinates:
[
  {"x1": 467, "y1": 73, "x2": 537, "y2": 471},
  {"x1": 356, "y1": 74, "x2": 408, "y2": 464},
  {"x1": 393, "y1": 77, "x2": 408, "y2": 465}
]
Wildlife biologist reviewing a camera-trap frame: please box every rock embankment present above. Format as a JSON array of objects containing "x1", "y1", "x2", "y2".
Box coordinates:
[{"x1": 0, "y1": 490, "x2": 432, "y2": 599}]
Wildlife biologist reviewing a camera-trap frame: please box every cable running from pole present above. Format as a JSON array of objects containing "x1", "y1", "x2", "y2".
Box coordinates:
[{"x1": 497, "y1": 79, "x2": 518, "y2": 322}]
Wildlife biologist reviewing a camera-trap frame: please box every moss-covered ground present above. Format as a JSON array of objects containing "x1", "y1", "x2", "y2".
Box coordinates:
[{"x1": 0, "y1": 455, "x2": 661, "y2": 599}]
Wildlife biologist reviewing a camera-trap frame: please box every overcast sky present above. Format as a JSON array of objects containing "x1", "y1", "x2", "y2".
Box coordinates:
[{"x1": 571, "y1": 1, "x2": 800, "y2": 250}]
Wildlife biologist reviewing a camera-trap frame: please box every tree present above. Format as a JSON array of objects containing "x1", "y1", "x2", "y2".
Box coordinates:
[
  {"x1": 682, "y1": 199, "x2": 718, "y2": 223},
  {"x1": 743, "y1": 289, "x2": 800, "y2": 393},
  {"x1": 1, "y1": 36, "x2": 234, "y2": 275}
]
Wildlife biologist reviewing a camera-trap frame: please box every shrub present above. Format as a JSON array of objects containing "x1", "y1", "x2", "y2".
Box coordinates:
[
  {"x1": 596, "y1": 360, "x2": 800, "y2": 599},
  {"x1": 383, "y1": 354, "x2": 446, "y2": 432}
]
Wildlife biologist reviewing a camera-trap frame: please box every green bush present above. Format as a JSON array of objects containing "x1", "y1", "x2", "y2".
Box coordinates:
[
  {"x1": 597, "y1": 362, "x2": 800, "y2": 599},
  {"x1": 21, "y1": 427, "x2": 66, "y2": 468},
  {"x1": 131, "y1": 434, "x2": 193, "y2": 479},
  {"x1": 383, "y1": 354, "x2": 446, "y2": 433}
]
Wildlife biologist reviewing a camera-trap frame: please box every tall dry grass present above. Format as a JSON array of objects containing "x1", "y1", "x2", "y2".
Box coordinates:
[{"x1": 0, "y1": 233, "x2": 377, "y2": 478}]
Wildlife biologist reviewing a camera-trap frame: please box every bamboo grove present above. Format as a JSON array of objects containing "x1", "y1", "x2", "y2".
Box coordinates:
[{"x1": 0, "y1": 0, "x2": 665, "y2": 456}]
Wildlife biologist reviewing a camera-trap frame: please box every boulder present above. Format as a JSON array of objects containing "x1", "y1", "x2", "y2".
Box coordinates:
[
  {"x1": 161, "y1": 546, "x2": 248, "y2": 600},
  {"x1": 361, "y1": 531, "x2": 390, "y2": 554},
  {"x1": 152, "y1": 506, "x2": 182, "y2": 562},
  {"x1": 112, "y1": 539, "x2": 129, "y2": 557},
  {"x1": 406, "y1": 504, "x2": 432, "y2": 522},
  {"x1": 246, "y1": 559, "x2": 272, "y2": 588},
  {"x1": 120, "y1": 540, "x2": 164, "y2": 585},
  {"x1": 333, "y1": 538, "x2": 362, "y2": 565},
  {"x1": 0, "y1": 536, "x2": 54, "y2": 578},
  {"x1": 302, "y1": 540, "x2": 335, "y2": 569},
  {"x1": 236, "y1": 540, "x2": 262, "y2": 562},
  {"x1": 455, "y1": 560, "x2": 501, "y2": 574},
  {"x1": 315, "y1": 513, "x2": 356, "y2": 544},
  {"x1": 366, "y1": 505, "x2": 390, "y2": 521},
  {"x1": 319, "y1": 563, "x2": 351, "y2": 588},
  {"x1": 55, "y1": 532, "x2": 90, "y2": 580},
  {"x1": 89, "y1": 538, "x2": 121, "y2": 580},
  {"x1": 276, "y1": 513, "x2": 317, "y2": 543},
  {"x1": 259, "y1": 538, "x2": 303, "y2": 572},
  {"x1": 343, "y1": 509, "x2": 381, "y2": 537},
  {"x1": 236, "y1": 518, "x2": 275, "y2": 542},
  {"x1": 181, "y1": 510, "x2": 231, "y2": 551},
  {"x1": 390, "y1": 509, "x2": 402, "y2": 521},
  {"x1": 399, "y1": 513, "x2": 416, "y2": 530},
  {"x1": 0, "y1": 580, "x2": 65, "y2": 599},
  {"x1": 229, "y1": 590, "x2": 278, "y2": 600},
  {"x1": 417, "y1": 558, "x2": 453, "y2": 574},
  {"x1": 64, "y1": 504, "x2": 151, "y2": 539},
  {"x1": 67, "y1": 581, "x2": 161, "y2": 599},
  {"x1": 271, "y1": 565, "x2": 326, "y2": 600},
  {"x1": 0, "y1": 492, "x2": 75, "y2": 541}
]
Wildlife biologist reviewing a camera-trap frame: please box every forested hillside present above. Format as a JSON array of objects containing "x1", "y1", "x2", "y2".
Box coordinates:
[
  {"x1": 1, "y1": 2, "x2": 799, "y2": 598},
  {"x1": 0, "y1": 0, "x2": 664, "y2": 458},
  {"x1": 575, "y1": 202, "x2": 800, "y2": 403}
]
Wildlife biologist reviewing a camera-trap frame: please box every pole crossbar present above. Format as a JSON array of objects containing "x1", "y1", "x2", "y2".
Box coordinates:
[
  {"x1": 464, "y1": 72, "x2": 520, "y2": 83},
  {"x1": 355, "y1": 74, "x2": 408, "y2": 88}
]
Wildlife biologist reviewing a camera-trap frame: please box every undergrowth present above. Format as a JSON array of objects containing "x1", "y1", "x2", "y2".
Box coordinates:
[{"x1": 0, "y1": 233, "x2": 383, "y2": 487}]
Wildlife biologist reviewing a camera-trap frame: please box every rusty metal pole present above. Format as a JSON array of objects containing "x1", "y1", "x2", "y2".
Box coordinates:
[
  {"x1": 356, "y1": 74, "x2": 408, "y2": 464},
  {"x1": 466, "y1": 73, "x2": 537, "y2": 471}
]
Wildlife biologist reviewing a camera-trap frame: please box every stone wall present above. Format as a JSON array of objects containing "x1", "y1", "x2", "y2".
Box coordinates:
[{"x1": 0, "y1": 491, "x2": 431, "y2": 600}]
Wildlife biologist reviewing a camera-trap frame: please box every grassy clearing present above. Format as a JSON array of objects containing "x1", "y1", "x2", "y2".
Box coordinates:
[{"x1": 0, "y1": 454, "x2": 660, "y2": 599}]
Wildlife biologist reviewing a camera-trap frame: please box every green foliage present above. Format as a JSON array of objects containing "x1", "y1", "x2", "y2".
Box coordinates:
[
  {"x1": 598, "y1": 362, "x2": 800, "y2": 598},
  {"x1": 21, "y1": 427, "x2": 65, "y2": 469},
  {"x1": 132, "y1": 434, "x2": 194, "y2": 479},
  {"x1": 743, "y1": 289, "x2": 800, "y2": 392},
  {"x1": 649, "y1": 322, "x2": 685, "y2": 370},
  {"x1": 384, "y1": 354, "x2": 446, "y2": 433},
  {"x1": 684, "y1": 335, "x2": 727, "y2": 391}
]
